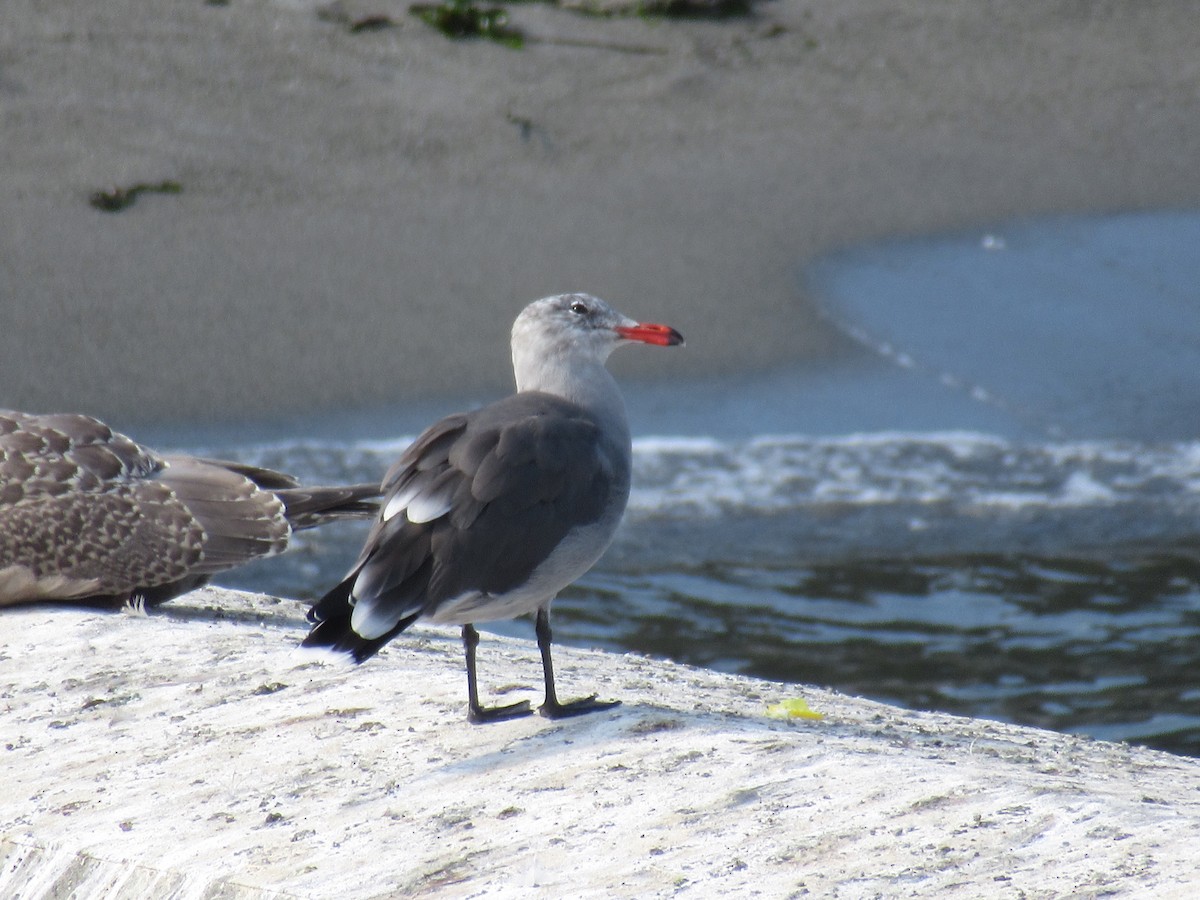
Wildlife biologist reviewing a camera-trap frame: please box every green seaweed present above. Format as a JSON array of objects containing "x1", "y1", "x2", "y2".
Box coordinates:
[
  {"x1": 348, "y1": 14, "x2": 396, "y2": 32},
  {"x1": 635, "y1": 0, "x2": 753, "y2": 19},
  {"x1": 409, "y1": 0, "x2": 524, "y2": 47},
  {"x1": 315, "y1": 3, "x2": 397, "y2": 33},
  {"x1": 88, "y1": 180, "x2": 182, "y2": 213}
]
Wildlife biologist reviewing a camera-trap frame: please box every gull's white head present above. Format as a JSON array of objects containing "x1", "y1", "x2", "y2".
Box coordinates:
[{"x1": 511, "y1": 293, "x2": 683, "y2": 394}]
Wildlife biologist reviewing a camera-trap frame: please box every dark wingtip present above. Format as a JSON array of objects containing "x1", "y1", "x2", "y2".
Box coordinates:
[
  {"x1": 301, "y1": 618, "x2": 378, "y2": 665},
  {"x1": 304, "y1": 576, "x2": 421, "y2": 665}
]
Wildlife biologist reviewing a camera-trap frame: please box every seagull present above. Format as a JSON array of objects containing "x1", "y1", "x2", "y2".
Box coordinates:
[
  {"x1": 0, "y1": 410, "x2": 379, "y2": 608},
  {"x1": 303, "y1": 293, "x2": 684, "y2": 722}
]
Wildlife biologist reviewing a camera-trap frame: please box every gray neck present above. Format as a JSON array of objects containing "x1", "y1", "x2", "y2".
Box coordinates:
[{"x1": 514, "y1": 351, "x2": 632, "y2": 452}]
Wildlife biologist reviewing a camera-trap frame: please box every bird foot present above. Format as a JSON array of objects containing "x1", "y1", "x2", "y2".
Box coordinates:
[
  {"x1": 468, "y1": 698, "x2": 533, "y2": 724},
  {"x1": 538, "y1": 695, "x2": 622, "y2": 720}
]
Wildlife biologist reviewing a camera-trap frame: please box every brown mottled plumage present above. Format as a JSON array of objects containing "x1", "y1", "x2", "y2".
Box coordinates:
[{"x1": 0, "y1": 410, "x2": 379, "y2": 607}]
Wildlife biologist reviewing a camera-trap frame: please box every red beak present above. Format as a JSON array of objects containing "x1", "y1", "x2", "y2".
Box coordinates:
[{"x1": 616, "y1": 322, "x2": 685, "y2": 347}]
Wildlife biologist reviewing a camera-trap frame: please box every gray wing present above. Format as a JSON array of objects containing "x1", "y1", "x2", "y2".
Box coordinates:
[{"x1": 325, "y1": 393, "x2": 622, "y2": 641}]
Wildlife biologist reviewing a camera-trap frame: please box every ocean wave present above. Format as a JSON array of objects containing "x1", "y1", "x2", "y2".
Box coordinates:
[
  {"x1": 627, "y1": 432, "x2": 1200, "y2": 520},
  {"x1": 224, "y1": 431, "x2": 1200, "y2": 525}
]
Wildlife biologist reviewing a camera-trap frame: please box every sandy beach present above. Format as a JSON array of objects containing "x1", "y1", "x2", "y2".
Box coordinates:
[{"x1": 2, "y1": 0, "x2": 1198, "y2": 426}]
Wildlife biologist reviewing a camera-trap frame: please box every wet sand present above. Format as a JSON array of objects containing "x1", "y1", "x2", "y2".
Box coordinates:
[{"x1": 2, "y1": 1, "x2": 1198, "y2": 426}]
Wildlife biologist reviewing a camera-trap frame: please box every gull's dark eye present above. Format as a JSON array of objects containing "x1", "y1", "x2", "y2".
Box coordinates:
[{"x1": 569, "y1": 300, "x2": 589, "y2": 316}]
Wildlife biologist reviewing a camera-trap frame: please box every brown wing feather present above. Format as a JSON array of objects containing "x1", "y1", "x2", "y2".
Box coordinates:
[{"x1": 0, "y1": 410, "x2": 379, "y2": 606}]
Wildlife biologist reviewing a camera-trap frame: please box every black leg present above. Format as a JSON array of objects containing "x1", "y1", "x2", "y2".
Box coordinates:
[
  {"x1": 536, "y1": 607, "x2": 621, "y2": 719},
  {"x1": 462, "y1": 624, "x2": 532, "y2": 724}
]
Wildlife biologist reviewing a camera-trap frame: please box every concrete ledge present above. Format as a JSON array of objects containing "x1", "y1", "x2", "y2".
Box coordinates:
[{"x1": 2, "y1": 588, "x2": 1198, "y2": 897}]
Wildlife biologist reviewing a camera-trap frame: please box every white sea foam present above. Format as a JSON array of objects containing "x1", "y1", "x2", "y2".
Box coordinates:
[
  {"x1": 226, "y1": 431, "x2": 1200, "y2": 523},
  {"x1": 627, "y1": 432, "x2": 1200, "y2": 519}
]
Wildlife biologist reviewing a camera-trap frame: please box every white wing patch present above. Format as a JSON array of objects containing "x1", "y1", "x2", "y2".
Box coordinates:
[
  {"x1": 382, "y1": 487, "x2": 415, "y2": 522},
  {"x1": 349, "y1": 591, "x2": 404, "y2": 640},
  {"x1": 382, "y1": 474, "x2": 456, "y2": 524},
  {"x1": 404, "y1": 490, "x2": 454, "y2": 524}
]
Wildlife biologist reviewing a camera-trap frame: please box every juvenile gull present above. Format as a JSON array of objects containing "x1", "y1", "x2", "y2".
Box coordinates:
[
  {"x1": 0, "y1": 410, "x2": 379, "y2": 608},
  {"x1": 303, "y1": 294, "x2": 684, "y2": 722}
]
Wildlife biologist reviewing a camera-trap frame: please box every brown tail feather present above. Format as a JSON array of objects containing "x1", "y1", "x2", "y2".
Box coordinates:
[{"x1": 275, "y1": 483, "x2": 381, "y2": 531}]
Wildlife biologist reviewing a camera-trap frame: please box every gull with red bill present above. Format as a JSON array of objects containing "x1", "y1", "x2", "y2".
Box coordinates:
[{"x1": 303, "y1": 293, "x2": 684, "y2": 722}]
